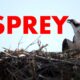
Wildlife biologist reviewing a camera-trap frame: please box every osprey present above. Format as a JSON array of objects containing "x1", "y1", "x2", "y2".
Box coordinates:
[{"x1": 62, "y1": 19, "x2": 80, "y2": 51}]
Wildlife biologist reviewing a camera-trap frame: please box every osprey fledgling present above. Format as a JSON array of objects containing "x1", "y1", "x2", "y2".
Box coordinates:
[{"x1": 62, "y1": 19, "x2": 80, "y2": 51}]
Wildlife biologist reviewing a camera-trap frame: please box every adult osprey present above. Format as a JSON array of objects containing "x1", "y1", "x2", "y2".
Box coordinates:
[{"x1": 62, "y1": 19, "x2": 80, "y2": 51}]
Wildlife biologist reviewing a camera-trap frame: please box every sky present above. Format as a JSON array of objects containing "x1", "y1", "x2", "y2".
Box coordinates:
[{"x1": 0, "y1": 0, "x2": 80, "y2": 52}]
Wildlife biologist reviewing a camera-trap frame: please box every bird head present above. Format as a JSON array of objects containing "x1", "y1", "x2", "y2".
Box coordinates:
[
  {"x1": 67, "y1": 19, "x2": 80, "y2": 33},
  {"x1": 67, "y1": 19, "x2": 75, "y2": 23}
]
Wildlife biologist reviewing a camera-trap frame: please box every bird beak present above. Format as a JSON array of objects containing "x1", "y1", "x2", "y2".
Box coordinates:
[{"x1": 67, "y1": 19, "x2": 71, "y2": 23}]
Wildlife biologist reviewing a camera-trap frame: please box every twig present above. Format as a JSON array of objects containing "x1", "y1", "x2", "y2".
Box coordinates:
[
  {"x1": 25, "y1": 36, "x2": 41, "y2": 50},
  {"x1": 17, "y1": 36, "x2": 23, "y2": 50}
]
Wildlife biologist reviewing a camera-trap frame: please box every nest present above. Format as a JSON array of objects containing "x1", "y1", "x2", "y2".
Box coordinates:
[
  {"x1": 0, "y1": 48, "x2": 80, "y2": 80},
  {"x1": 0, "y1": 37, "x2": 80, "y2": 80}
]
